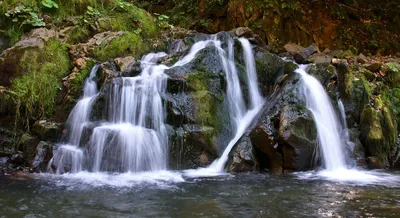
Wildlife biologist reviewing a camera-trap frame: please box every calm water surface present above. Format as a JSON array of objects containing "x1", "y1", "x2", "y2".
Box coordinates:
[{"x1": 1, "y1": 172, "x2": 400, "y2": 217}]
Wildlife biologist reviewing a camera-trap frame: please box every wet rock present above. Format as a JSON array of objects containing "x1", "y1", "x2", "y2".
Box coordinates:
[
  {"x1": 32, "y1": 120, "x2": 62, "y2": 142},
  {"x1": 366, "y1": 62, "x2": 382, "y2": 72},
  {"x1": 278, "y1": 105, "x2": 319, "y2": 171},
  {"x1": 168, "y1": 39, "x2": 188, "y2": 54},
  {"x1": 30, "y1": 141, "x2": 52, "y2": 172},
  {"x1": 307, "y1": 63, "x2": 337, "y2": 87},
  {"x1": 250, "y1": 119, "x2": 282, "y2": 173},
  {"x1": 228, "y1": 135, "x2": 257, "y2": 172},
  {"x1": 114, "y1": 56, "x2": 136, "y2": 73},
  {"x1": 10, "y1": 153, "x2": 24, "y2": 165},
  {"x1": 169, "y1": 125, "x2": 217, "y2": 169},
  {"x1": 255, "y1": 51, "x2": 285, "y2": 94},
  {"x1": 284, "y1": 43, "x2": 318, "y2": 63},
  {"x1": 17, "y1": 134, "x2": 40, "y2": 165}
]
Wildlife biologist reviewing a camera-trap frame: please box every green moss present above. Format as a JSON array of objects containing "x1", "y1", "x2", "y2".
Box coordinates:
[
  {"x1": 69, "y1": 59, "x2": 97, "y2": 97},
  {"x1": 93, "y1": 32, "x2": 147, "y2": 61},
  {"x1": 187, "y1": 71, "x2": 216, "y2": 91},
  {"x1": 192, "y1": 91, "x2": 221, "y2": 131},
  {"x1": 381, "y1": 62, "x2": 400, "y2": 87},
  {"x1": 7, "y1": 39, "x2": 70, "y2": 128},
  {"x1": 67, "y1": 25, "x2": 91, "y2": 44}
]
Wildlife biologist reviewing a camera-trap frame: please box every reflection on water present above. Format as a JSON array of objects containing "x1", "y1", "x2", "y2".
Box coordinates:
[{"x1": 1, "y1": 172, "x2": 400, "y2": 217}]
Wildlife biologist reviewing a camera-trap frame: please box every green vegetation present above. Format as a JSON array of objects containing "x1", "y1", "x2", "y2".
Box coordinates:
[
  {"x1": 93, "y1": 32, "x2": 147, "y2": 61},
  {"x1": 5, "y1": 39, "x2": 70, "y2": 128}
]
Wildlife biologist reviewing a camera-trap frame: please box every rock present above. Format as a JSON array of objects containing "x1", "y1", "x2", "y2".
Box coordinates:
[
  {"x1": 75, "y1": 58, "x2": 87, "y2": 69},
  {"x1": 381, "y1": 62, "x2": 400, "y2": 87},
  {"x1": 234, "y1": 27, "x2": 253, "y2": 38},
  {"x1": 0, "y1": 34, "x2": 10, "y2": 54},
  {"x1": 32, "y1": 120, "x2": 62, "y2": 142},
  {"x1": 366, "y1": 156, "x2": 384, "y2": 169},
  {"x1": 308, "y1": 63, "x2": 337, "y2": 87},
  {"x1": 228, "y1": 135, "x2": 257, "y2": 172},
  {"x1": 30, "y1": 141, "x2": 52, "y2": 172},
  {"x1": 114, "y1": 56, "x2": 136, "y2": 72},
  {"x1": 307, "y1": 53, "x2": 332, "y2": 64},
  {"x1": 10, "y1": 153, "x2": 24, "y2": 165},
  {"x1": 255, "y1": 51, "x2": 285, "y2": 94},
  {"x1": 360, "y1": 107, "x2": 397, "y2": 166},
  {"x1": 168, "y1": 125, "x2": 217, "y2": 169},
  {"x1": 250, "y1": 119, "x2": 282, "y2": 173},
  {"x1": 357, "y1": 53, "x2": 368, "y2": 64},
  {"x1": 17, "y1": 134, "x2": 40, "y2": 165},
  {"x1": 0, "y1": 28, "x2": 59, "y2": 87},
  {"x1": 284, "y1": 43, "x2": 319, "y2": 63},
  {"x1": 284, "y1": 43, "x2": 303, "y2": 54},
  {"x1": 366, "y1": 62, "x2": 382, "y2": 72},
  {"x1": 168, "y1": 39, "x2": 188, "y2": 54},
  {"x1": 278, "y1": 105, "x2": 319, "y2": 171}
]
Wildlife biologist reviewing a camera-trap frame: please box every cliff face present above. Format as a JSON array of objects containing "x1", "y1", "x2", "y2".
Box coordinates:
[{"x1": 140, "y1": 0, "x2": 400, "y2": 54}]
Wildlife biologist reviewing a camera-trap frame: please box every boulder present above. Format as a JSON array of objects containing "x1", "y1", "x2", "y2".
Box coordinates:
[
  {"x1": 114, "y1": 56, "x2": 137, "y2": 73},
  {"x1": 32, "y1": 120, "x2": 62, "y2": 142},
  {"x1": 228, "y1": 135, "x2": 258, "y2": 172},
  {"x1": 250, "y1": 119, "x2": 282, "y2": 173},
  {"x1": 278, "y1": 105, "x2": 319, "y2": 171},
  {"x1": 17, "y1": 134, "x2": 40, "y2": 166},
  {"x1": 0, "y1": 28, "x2": 59, "y2": 87}
]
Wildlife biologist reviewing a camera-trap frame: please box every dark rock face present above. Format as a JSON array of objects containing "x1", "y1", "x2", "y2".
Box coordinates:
[
  {"x1": 32, "y1": 121, "x2": 62, "y2": 142},
  {"x1": 278, "y1": 105, "x2": 318, "y2": 171},
  {"x1": 228, "y1": 135, "x2": 257, "y2": 172}
]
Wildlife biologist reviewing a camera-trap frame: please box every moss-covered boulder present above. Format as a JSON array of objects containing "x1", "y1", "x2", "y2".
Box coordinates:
[
  {"x1": 381, "y1": 62, "x2": 400, "y2": 87},
  {"x1": 360, "y1": 106, "x2": 397, "y2": 167},
  {"x1": 255, "y1": 51, "x2": 285, "y2": 94},
  {"x1": 0, "y1": 31, "x2": 71, "y2": 127},
  {"x1": 278, "y1": 105, "x2": 319, "y2": 171}
]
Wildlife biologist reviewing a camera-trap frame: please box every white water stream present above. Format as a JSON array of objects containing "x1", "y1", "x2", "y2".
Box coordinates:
[
  {"x1": 296, "y1": 65, "x2": 399, "y2": 184},
  {"x1": 49, "y1": 35, "x2": 263, "y2": 181}
]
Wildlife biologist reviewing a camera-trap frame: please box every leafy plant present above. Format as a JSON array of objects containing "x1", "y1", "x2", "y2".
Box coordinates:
[
  {"x1": 114, "y1": 0, "x2": 133, "y2": 12},
  {"x1": 83, "y1": 6, "x2": 100, "y2": 24},
  {"x1": 5, "y1": 5, "x2": 45, "y2": 27},
  {"x1": 153, "y1": 13, "x2": 173, "y2": 29},
  {"x1": 41, "y1": 0, "x2": 59, "y2": 9}
]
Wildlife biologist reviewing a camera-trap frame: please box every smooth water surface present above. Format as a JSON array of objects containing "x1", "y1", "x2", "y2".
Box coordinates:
[{"x1": 1, "y1": 172, "x2": 400, "y2": 217}]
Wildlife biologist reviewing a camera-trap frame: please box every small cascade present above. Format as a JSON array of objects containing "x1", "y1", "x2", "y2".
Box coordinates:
[
  {"x1": 187, "y1": 37, "x2": 264, "y2": 175},
  {"x1": 338, "y1": 99, "x2": 355, "y2": 154},
  {"x1": 296, "y1": 65, "x2": 348, "y2": 171},
  {"x1": 49, "y1": 65, "x2": 99, "y2": 174}
]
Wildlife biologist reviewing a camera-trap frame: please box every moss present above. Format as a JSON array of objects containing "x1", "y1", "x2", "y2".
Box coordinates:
[
  {"x1": 192, "y1": 91, "x2": 219, "y2": 129},
  {"x1": 6, "y1": 39, "x2": 70, "y2": 128},
  {"x1": 187, "y1": 71, "x2": 217, "y2": 91},
  {"x1": 381, "y1": 62, "x2": 400, "y2": 87},
  {"x1": 69, "y1": 59, "x2": 97, "y2": 97},
  {"x1": 67, "y1": 25, "x2": 91, "y2": 44},
  {"x1": 93, "y1": 32, "x2": 147, "y2": 61}
]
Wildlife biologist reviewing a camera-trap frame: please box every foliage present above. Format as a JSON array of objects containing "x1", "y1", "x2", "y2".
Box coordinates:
[
  {"x1": 41, "y1": 0, "x2": 59, "y2": 9},
  {"x1": 6, "y1": 39, "x2": 70, "y2": 129},
  {"x1": 4, "y1": 5, "x2": 45, "y2": 27},
  {"x1": 93, "y1": 32, "x2": 147, "y2": 61}
]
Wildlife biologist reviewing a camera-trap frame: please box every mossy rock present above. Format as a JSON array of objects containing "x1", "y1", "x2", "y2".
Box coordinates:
[
  {"x1": 343, "y1": 73, "x2": 372, "y2": 125},
  {"x1": 3, "y1": 38, "x2": 71, "y2": 127},
  {"x1": 255, "y1": 51, "x2": 285, "y2": 93},
  {"x1": 360, "y1": 106, "x2": 397, "y2": 166},
  {"x1": 381, "y1": 62, "x2": 400, "y2": 87},
  {"x1": 307, "y1": 63, "x2": 336, "y2": 86},
  {"x1": 93, "y1": 32, "x2": 148, "y2": 61}
]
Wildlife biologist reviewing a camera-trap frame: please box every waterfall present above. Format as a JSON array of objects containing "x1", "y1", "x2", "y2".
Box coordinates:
[
  {"x1": 338, "y1": 99, "x2": 355, "y2": 154},
  {"x1": 49, "y1": 65, "x2": 99, "y2": 174},
  {"x1": 49, "y1": 34, "x2": 263, "y2": 176},
  {"x1": 186, "y1": 37, "x2": 264, "y2": 176},
  {"x1": 296, "y1": 65, "x2": 348, "y2": 171}
]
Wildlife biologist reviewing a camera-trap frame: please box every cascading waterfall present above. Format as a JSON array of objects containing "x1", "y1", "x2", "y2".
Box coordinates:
[
  {"x1": 186, "y1": 37, "x2": 264, "y2": 176},
  {"x1": 49, "y1": 65, "x2": 99, "y2": 174},
  {"x1": 49, "y1": 34, "x2": 263, "y2": 179},
  {"x1": 296, "y1": 65, "x2": 348, "y2": 171},
  {"x1": 296, "y1": 64, "x2": 399, "y2": 183}
]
